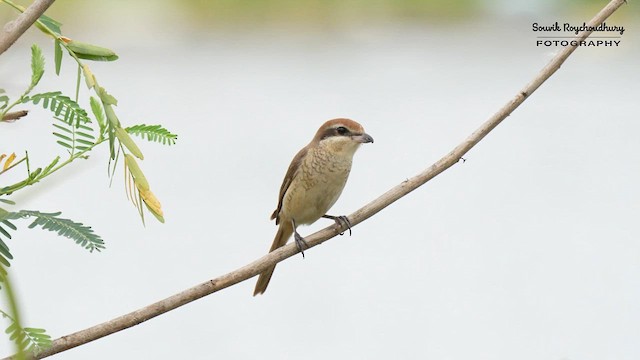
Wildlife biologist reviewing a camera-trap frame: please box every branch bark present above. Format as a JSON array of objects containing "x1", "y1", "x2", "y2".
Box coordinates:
[
  {"x1": 1, "y1": 110, "x2": 28, "y2": 122},
  {"x1": 2, "y1": 0, "x2": 627, "y2": 358},
  {"x1": 0, "y1": 0, "x2": 56, "y2": 55}
]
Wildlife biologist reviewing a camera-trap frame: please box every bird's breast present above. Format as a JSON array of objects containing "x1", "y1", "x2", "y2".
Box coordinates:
[{"x1": 281, "y1": 148, "x2": 353, "y2": 225}]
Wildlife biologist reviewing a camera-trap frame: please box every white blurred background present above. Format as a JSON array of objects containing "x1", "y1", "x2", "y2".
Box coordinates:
[{"x1": 1, "y1": 0, "x2": 639, "y2": 359}]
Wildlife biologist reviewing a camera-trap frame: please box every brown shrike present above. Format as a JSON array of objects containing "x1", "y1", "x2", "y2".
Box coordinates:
[{"x1": 253, "y1": 118, "x2": 374, "y2": 295}]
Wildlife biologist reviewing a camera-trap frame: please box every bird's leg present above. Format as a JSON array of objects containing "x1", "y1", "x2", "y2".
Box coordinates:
[
  {"x1": 291, "y1": 219, "x2": 308, "y2": 258},
  {"x1": 322, "y1": 214, "x2": 352, "y2": 236}
]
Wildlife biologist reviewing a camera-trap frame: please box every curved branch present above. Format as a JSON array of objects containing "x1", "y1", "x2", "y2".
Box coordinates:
[
  {"x1": 2, "y1": 0, "x2": 627, "y2": 358},
  {"x1": 0, "y1": 0, "x2": 56, "y2": 55}
]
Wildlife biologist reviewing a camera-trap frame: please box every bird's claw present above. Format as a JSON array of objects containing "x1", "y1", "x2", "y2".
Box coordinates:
[
  {"x1": 337, "y1": 215, "x2": 352, "y2": 236},
  {"x1": 323, "y1": 214, "x2": 352, "y2": 236},
  {"x1": 294, "y1": 231, "x2": 309, "y2": 258}
]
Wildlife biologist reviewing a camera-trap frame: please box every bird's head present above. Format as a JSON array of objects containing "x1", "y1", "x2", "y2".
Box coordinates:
[{"x1": 313, "y1": 118, "x2": 374, "y2": 156}]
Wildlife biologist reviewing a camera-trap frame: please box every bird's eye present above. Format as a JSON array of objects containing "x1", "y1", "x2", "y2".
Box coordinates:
[{"x1": 336, "y1": 126, "x2": 348, "y2": 135}]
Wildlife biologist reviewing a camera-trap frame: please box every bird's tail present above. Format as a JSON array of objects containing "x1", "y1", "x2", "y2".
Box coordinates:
[{"x1": 253, "y1": 220, "x2": 293, "y2": 296}]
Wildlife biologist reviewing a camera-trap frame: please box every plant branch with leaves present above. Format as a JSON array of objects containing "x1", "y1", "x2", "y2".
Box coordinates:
[
  {"x1": 1, "y1": 1, "x2": 174, "y2": 221},
  {"x1": 1, "y1": 2, "x2": 177, "y2": 357}
]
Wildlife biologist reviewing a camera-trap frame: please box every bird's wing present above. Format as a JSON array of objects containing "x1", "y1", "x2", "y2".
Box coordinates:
[{"x1": 271, "y1": 146, "x2": 309, "y2": 224}]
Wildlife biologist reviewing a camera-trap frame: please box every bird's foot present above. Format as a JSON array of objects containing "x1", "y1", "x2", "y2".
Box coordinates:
[
  {"x1": 294, "y1": 231, "x2": 309, "y2": 258},
  {"x1": 323, "y1": 215, "x2": 352, "y2": 236}
]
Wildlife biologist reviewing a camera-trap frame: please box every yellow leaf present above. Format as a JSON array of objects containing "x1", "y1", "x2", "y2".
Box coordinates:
[
  {"x1": 3, "y1": 153, "x2": 16, "y2": 171},
  {"x1": 140, "y1": 188, "x2": 164, "y2": 223}
]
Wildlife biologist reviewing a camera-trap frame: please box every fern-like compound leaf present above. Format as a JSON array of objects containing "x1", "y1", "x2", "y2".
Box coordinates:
[
  {"x1": 24, "y1": 327, "x2": 53, "y2": 353},
  {"x1": 30, "y1": 45, "x2": 45, "y2": 91},
  {"x1": 9, "y1": 210, "x2": 105, "y2": 252},
  {"x1": 51, "y1": 116, "x2": 97, "y2": 152},
  {"x1": 1, "y1": 312, "x2": 52, "y2": 354},
  {"x1": 0, "y1": 219, "x2": 15, "y2": 270},
  {"x1": 24, "y1": 92, "x2": 90, "y2": 126},
  {"x1": 126, "y1": 124, "x2": 178, "y2": 146}
]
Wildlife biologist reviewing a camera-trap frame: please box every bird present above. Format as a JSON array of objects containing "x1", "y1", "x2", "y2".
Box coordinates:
[{"x1": 253, "y1": 118, "x2": 374, "y2": 296}]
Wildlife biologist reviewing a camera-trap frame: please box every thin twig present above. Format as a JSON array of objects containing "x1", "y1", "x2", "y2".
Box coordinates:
[
  {"x1": 0, "y1": 0, "x2": 57, "y2": 55},
  {"x1": 1, "y1": 110, "x2": 28, "y2": 122},
  {"x1": 0, "y1": 155, "x2": 26, "y2": 176},
  {"x1": 1, "y1": 0, "x2": 627, "y2": 359}
]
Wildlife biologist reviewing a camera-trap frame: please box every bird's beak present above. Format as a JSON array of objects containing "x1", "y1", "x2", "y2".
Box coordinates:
[{"x1": 353, "y1": 133, "x2": 374, "y2": 144}]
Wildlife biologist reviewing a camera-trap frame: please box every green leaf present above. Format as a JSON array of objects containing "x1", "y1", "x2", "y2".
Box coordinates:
[
  {"x1": 54, "y1": 39, "x2": 63, "y2": 75},
  {"x1": 115, "y1": 126, "x2": 144, "y2": 160},
  {"x1": 77, "y1": 123, "x2": 93, "y2": 131},
  {"x1": 126, "y1": 124, "x2": 178, "y2": 146},
  {"x1": 64, "y1": 40, "x2": 118, "y2": 62},
  {"x1": 0, "y1": 223, "x2": 12, "y2": 239},
  {"x1": 0, "y1": 207, "x2": 107, "y2": 273},
  {"x1": 56, "y1": 141, "x2": 72, "y2": 149},
  {"x1": 75, "y1": 131, "x2": 95, "y2": 140},
  {"x1": 28, "y1": 168, "x2": 42, "y2": 180},
  {"x1": 38, "y1": 14, "x2": 62, "y2": 35},
  {"x1": 14, "y1": 210, "x2": 105, "y2": 252},
  {"x1": 5, "y1": 323, "x2": 17, "y2": 335},
  {"x1": 0, "y1": 248, "x2": 11, "y2": 267},
  {"x1": 0, "y1": 219, "x2": 14, "y2": 268},
  {"x1": 0, "y1": 89, "x2": 8, "y2": 110},
  {"x1": 54, "y1": 101, "x2": 64, "y2": 116},
  {"x1": 24, "y1": 328, "x2": 46, "y2": 334},
  {"x1": 52, "y1": 123, "x2": 72, "y2": 134},
  {"x1": 0, "y1": 241, "x2": 11, "y2": 260},
  {"x1": 75, "y1": 139, "x2": 94, "y2": 146},
  {"x1": 108, "y1": 125, "x2": 116, "y2": 160},
  {"x1": 1, "y1": 317, "x2": 52, "y2": 354},
  {"x1": 75, "y1": 53, "x2": 119, "y2": 62},
  {"x1": 29, "y1": 45, "x2": 45, "y2": 91},
  {"x1": 24, "y1": 92, "x2": 90, "y2": 126},
  {"x1": 51, "y1": 115, "x2": 97, "y2": 152},
  {"x1": 52, "y1": 132, "x2": 72, "y2": 142},
  {"x1": 1, "y1": 220, "x2": 16, "y2": 231},
  {"x1": 97, "y1": 87, "x2": 118, "y2": 106},
  {"x1": 26, "y1": 327, "x2": 52, "y2": 352},
  {"x1": 39, "y1": 156, "x2": 60, "y2": 177}
]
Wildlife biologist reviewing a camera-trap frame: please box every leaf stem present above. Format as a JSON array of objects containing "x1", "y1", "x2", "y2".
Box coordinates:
[
  {"x1": 0, "y1": 156, "x2": 27, "y2": 176},
  {"x1": 0, "y1": 138, "x2": 106, "y2": 197},
  {"x1": 74, "y1": 64, "x2": 80, "y2": 102},
  {"x1": 0, "y1": 264, "x2": 27, "y2": 360}
]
